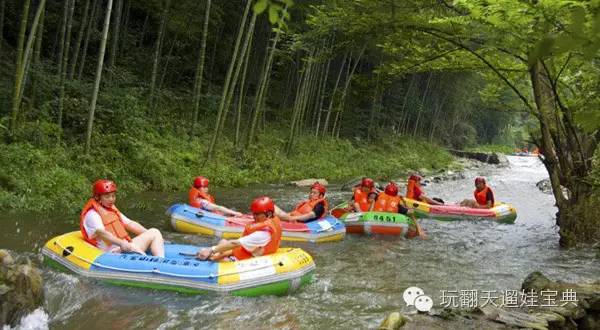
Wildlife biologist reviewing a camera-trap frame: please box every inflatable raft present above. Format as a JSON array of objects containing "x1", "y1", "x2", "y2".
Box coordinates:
[
  {"x1": 335, "y1": 211, "x2": 414, "y2": 235},
  {"x1": 167, "y1": 203, "x2": 345, "y2": 243},
  {"x1": 42, "y1": 231, "x2": 315, "y2": 296},
  {"x1": 404, "y1": 198, "x2": 517, "y2": 224}
]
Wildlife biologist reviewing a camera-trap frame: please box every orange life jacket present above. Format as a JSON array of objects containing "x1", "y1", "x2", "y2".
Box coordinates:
[
  {"x1": 406, "y1": 179, "x2": 422, "y2": 201},
  {"x1": 188, "y1": 187, "x2": 215, "y2": 208},
  {"x1": 290, "y1": 198, "x2": 329, "y2": 218},
  {"x1": 373, "y1": 193, "x2": 402, "y2": 212},
  {"x1": 80, "y1": 198, "x2": 131, "y2": 246},
  {"x1": 353, "y1": 188, "x2": 374, "y2": 212},
  {"x1": 232, "y1": 216, "x2": 282, "y2": 260},
  {"x1": 474, "y1": 186, "x2": 494, "y2": 206}
]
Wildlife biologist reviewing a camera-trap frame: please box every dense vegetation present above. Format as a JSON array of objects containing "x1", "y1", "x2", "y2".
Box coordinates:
[{"x1": 0, "y1": 0, "x2": 598, "y2": 245}]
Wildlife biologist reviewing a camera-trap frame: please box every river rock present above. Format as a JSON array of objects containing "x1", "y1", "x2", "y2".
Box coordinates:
[
  {"x1": 536, "y1": 179, "x2": 553, "y2": 194},
  {"x1": 0, "y1": 250, "x2": 44, "y2": 327},
  {"x1": 379, "y1": 312, "x2": 407, "y2": 330},
  {"x1": 522, "y1": 271, "x2": 600, "y2": 328},
  {"x1": 289, "y1": 179, "x2": 328, "y2": 187}
]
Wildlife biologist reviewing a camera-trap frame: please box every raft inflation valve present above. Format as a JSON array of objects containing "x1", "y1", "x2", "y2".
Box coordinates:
[{"x1": 62, "y1": 246, "x2": 74, "y2": 257}]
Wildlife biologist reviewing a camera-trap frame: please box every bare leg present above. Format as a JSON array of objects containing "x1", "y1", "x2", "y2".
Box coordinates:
[{"x1": 131, "y1": 228, "x2": 164, "y2": 257}]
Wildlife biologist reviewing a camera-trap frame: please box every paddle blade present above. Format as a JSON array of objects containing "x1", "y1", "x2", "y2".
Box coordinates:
[{"x1": 330, "y1": 208, "x2": 348, "y2": 219}]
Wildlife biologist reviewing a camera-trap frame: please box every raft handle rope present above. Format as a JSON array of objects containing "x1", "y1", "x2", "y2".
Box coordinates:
[
  {"x1": 181, "y1": 206, "x2": 340, "y2": 233},
  {"x1": 53, "y1": 237, "x2": 291, "y2": 279}
]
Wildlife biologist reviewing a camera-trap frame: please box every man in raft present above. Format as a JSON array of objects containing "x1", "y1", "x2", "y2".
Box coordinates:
[
  {"x1": 460, "y1": 177, "x2": 495, "y2": 209},
  {"x1": 278, "y1": 182, "x2": 329, "y2": 223},
  {"x1": 374, "y1": 182, "x2": 426, "y2": 239},
  {"x1": 81, "y1": 180, "x2": 165, "y2": 257},
  {"x1": 406, "y1": 174, "x2": 444, "y2": 205},
  {"x1": 188, "y1": 176, "x2": 244, "y2": 216},
  {"x1": 195, "y1": 196, "x2": 282, "y2": 261},
  {"x1": 348, "y1": 177, "x2": 377, "y2": 212}
]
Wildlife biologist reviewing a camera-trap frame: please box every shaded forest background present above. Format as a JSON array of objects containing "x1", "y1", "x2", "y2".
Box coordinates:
[{"x1": 1, "y1": 0, "x2": 598, "y2": 247}]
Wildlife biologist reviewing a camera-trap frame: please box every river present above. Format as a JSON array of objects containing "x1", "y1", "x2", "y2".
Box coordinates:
[{"x1": 2, "y1": 156, "x2": 599, "y2": 329}]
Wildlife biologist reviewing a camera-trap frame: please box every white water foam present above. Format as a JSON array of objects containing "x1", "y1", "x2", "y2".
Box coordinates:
[{"x1": 2, "y1": 308, "x2": 49, "y2": 330}]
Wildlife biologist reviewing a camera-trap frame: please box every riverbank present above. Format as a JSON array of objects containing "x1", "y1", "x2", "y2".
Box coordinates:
[{"x1": 0, "y1": 129, "x2": 455, "y2": 213}]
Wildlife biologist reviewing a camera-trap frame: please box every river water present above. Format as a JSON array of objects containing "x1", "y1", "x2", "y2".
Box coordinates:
[{"x1": 2, "y1": 156, "x2": 599, "y2": 329}]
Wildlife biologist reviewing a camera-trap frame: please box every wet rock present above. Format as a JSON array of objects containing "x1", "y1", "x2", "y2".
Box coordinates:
[
  {"x1": 0, "y1": 250, "x2": 44, "y2": 327},
  {"x1": 377, "y1": 272, "x2": 599, "y2": 329},
  {"x1": 536, "y1": 179, "x2": 553, "y2": 194},
  {"x1": 289, "y1": 178, "x2": 328, "y2": 187},
  {"x1": 447, "y1": 149, "x2": 501, "y2": 164},
  {"x1": 379, "y1": 312, "x2": 407, "y2": 329}
]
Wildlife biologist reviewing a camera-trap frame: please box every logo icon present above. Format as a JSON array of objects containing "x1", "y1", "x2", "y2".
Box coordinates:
[{"x1": 403, "y1": 286, "x2": 433, "y2": 312}]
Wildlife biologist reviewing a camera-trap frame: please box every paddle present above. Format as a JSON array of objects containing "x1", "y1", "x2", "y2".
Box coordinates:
[
  {"x1": 330, "y1": 207, "x2": 350, "y2": 218},
  {"x1": 409, "y1": 213, "x2": 427, "y2": 239}
]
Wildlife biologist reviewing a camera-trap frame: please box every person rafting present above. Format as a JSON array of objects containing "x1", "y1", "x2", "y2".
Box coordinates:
[
  {"x1": 374, "y1": 182, "x2": 426, "y2": 239},
  {"x1": 188, "y1": 176, "x2": 243, "y2": 217},
  {"x1": 80, "y1": 179, "x2": 165, "y2": 257},
  {"x1": 196, "y1": 196, "x2": 282, "y2": 261},
  {"x1": 349, "y1": 177, "x2": 377, "y2": 212},
  {"x1": 460, "y1": 177, "x2": 495, "y2": 209},
  {"x1": 373, "y1": 182, "x2": 411, "y2": 215},
  {"x1": 278, "y1": 182, "x2": 329, "y2": 223},
  {"x1": 406, "y1": 174, "x2": 444, "y2": 205}
]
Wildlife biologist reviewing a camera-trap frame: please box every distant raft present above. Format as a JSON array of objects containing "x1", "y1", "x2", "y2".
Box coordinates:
[
  {"x1": 404, "y1": 198, "x2": 517, "y2": 224},
  {"x1": 167, "y1": 203, "x2": 345, "y2": 243},
  {"x1": 42, "y1": 231, "x2": 315, "y2": 296},
  {"x1": 334, "y1": 209, "x2": 414, "y2": 236}
]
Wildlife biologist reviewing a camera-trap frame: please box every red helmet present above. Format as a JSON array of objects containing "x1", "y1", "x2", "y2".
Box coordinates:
[
  {"x1": 311, "y1": 182, "x2": 326, "y2": 195},
  {"x1": 409, "y1": 174, "x2": 422, "y2": 181},
  {"x1": 384, "y1": 182, "x2": 399, "y2": 196},
  {"x1": 93, "y1": 179, "x2": 117, "y2": 195},
  {"x1": 193, "y1": 176, "x2": 210, "y2": 188},
  {"x1": 475, "y1": 177, "x2": 486, "y2": 185},
  {"x1": 250, "y1": 196, "x2": 275, "y2": 214},
  {"x1": 361, "y1": 177, "x2": 375, "y2": 188}
]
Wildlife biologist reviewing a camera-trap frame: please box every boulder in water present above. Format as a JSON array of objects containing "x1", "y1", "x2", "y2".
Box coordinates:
[
  {"x1": 289, "y1": 178, "x2": 328, "y2": 187},
  {"x1": 0, "y1": 249, "x2": 44, "y2": 327}
]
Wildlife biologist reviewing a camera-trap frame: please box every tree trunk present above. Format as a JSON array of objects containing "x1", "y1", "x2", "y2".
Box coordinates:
[
  {"x1": 149, "y1": 0, "x2": 171, "y2": 106},
  {"x1": 84, "y1": 0, "x2": 113, "y2": 153},
  {"x1": 137, "y1": 12, "x2": 148, "y2": 47},
  {"x1": 322, "y1": 52, "x2": 347, "y2": 137},
  {"x1": 0, "y1": 0, "x2": 5, "y2": 57},
  {"x1": 528, "y1": 61, "x2": 600, "y2": 246},
  {"x1": 245, "y1": 23, "x2": 282, "y2": 148},
  {"x1": 285, "y1": 59, "x2": 309, "y2": 155},
  {"x1": 69, "y1": 0, "x2": 90, "y2": 80},
  {"x1": 107, "y1": 0, "x2": 122, "y2": 69},
  {"x1": 58, "y1": 0, "x2": 76, "y2": 129},
  {"x1": 29, "y1": 7, "x2": 45, "y2": 113},
  {"x1": 8, "y1": 0, "x2": 31, "y2": 136},
  {"x1": 314, "y1": 49, "x2": 332, "y2": 136},
  {"x1": 214, "y1": 11, "x2": 257, "y2": 148},
  {"x1": 331, "y1": 46, "x2": 365, "y2": 137},
  {"x1": 10, "y1": 0, "x2": 45, "y2": 136},
  {"x1": 206, "y1": 0, "x2": 252, "y2": 160},
  {"x1": 367, "y1": 68, "x2": 382, "y2": 140},
  {"x1": 190, "y1": 0, "x2": 211, "y2": 134},
  {"x1": 120, "y1": 0, "x2": 130, "y2": 51},
  {"x1": 158, "y1": 36, "x2": 177, "y2": 90},
  {"x1": 412, "y1": 72, "x2": 432, "y2": 138},
  {"x1": 234, "y1": 27, "x2": 252, "y2": 149},
  {"x1": 77, "y1": 0, "x2": 99, "y2": 80},
  {"x1": 57, "y1": 0, "x2": 68, "y2": 74}
]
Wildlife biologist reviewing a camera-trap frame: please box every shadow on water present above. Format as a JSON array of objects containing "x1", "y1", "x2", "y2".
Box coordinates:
[{"x1": 2, "y1": 156, "x2": 599, "y2": 329}]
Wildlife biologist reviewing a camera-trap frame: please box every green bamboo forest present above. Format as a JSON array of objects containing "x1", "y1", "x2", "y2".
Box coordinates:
[{"x1": 1, "y1": 1, "x2": 600, "y2": 245}]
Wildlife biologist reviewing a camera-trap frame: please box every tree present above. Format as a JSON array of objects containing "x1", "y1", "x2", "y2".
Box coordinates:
[
  {"x1": 190, "y1": 0, "x2": 211, "y2": 134},
  {"x1": 148, "y1": 0, "x2": 171, "y2": 106},
  {"x1": 84, "y1": 0, "x2": 113, "y2": 153}
]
